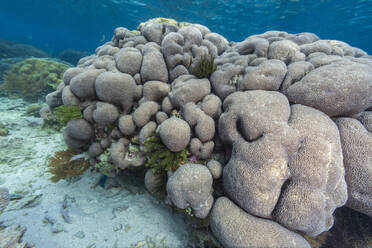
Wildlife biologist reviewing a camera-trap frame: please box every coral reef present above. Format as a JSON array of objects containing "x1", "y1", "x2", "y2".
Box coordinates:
[
  {"x1": 0, "y1": 39, "x2": 49, "y2": 58},
  {"x1": 1, "y1": 58, "x2": 69, "y2": 101},
  {"x1": 57, "y1": 49, "x2": 89, "y2": 65},
  {"x1": 44, "y1": 18, "x2": 372, "y2": 247},
  {"x1": 0, "y1": 57, "x2": 24, "y2": 84},
  {"x1": 48, "y1": 149, "x2": 90, "y2": 182}
]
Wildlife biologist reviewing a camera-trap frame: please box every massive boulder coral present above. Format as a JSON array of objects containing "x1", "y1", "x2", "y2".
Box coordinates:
[
  {"x1": 336, "y1": 117, "x2": 372, "y2": 217},
  {"x1": 63, "y1": 119, "x2": 94, "y2": 150},
  {"x1": 219, "y1": 90, "x2": 299, "y2": 219},
  {"x1": 274, "y1": 104, "x2": 347, "y2": 236},
  {"x1": 168, "y1": 75, "x2": 211, "y2": 108},
  {"x1": 95, "y1": 71, "x2": 137, "y2": 113},
  {"x1": 219, "y1": 91, "x2": 347, "y2": 236},
  {"x1": 44, "y1": 17, "x2": 372, "y2": 248},
  {"x1": 237, "y1": 59, "x2": 287, "y2": 90},
  {"x1": 284, "y1": 60, "x2": 372, "y2": 116},
  {"x1": 166, "y1": 163, "x2": 214, "y2": 218},
  {"x1": 210, "y1": 197, "x2": 311, "y2": 248},
  {"x1": 158, "y1": 117, "x2": 191, "y2": 152},
  {"x1": 140, "y1": 43, "x2": 168, "y2": 82},
  {"x1": 114, "y1": 47, "x2": 142, "y2": 75}
]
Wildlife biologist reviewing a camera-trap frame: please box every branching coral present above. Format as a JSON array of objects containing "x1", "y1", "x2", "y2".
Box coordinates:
[
  {"x1": 1, "y1": 58, "x2": 69, "y2": 101},
  {"x1": 143, "y1": 135, "x2": 188, "y2": 174},
  {"x1": 192, "y1": 54, "x2": 216, "y2": 79},
  {"x1": 48, "y1": 149, "x2": 90, "y2": 182}
]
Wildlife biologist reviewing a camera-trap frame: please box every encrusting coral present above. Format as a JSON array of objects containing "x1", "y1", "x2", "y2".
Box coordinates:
[
  {"x1": 1, "y1": 58, "x2": 69, "y2": 101},
  {"x1": 48, "y1": 149, "x2": 90, "y2": 182}
]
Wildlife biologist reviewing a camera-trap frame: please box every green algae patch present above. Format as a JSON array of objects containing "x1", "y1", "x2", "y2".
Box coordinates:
[
  {"x1": 143, "y1": 135, "x2": 188, "y2": 174},
  {"x1": 41, "y1": 105, "x2": 83, "y2": 131},
  {"x1": 1, "y1": 58, "x2": 70, "y2": 102},
  {"x1": 192, "y1": 54, "x2": 216, "y2": 79},
  {"x1": 53, "y1": 105, "x2": 82, "y2": 126}
]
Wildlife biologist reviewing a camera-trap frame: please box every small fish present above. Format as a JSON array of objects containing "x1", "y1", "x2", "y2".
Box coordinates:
[
  {"x1": 100, "y1": 34, "x2": 105, "y2": 42},
  {"x1": 0, "y1": 187, "x2": 9, "y2": 214}
]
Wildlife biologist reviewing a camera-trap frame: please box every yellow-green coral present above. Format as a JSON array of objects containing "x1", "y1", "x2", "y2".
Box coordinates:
[
  {"x1": 138, "y1": 17, "x2": 191, "y2": 30},
  {"x1": 95, "y1": 150, "x2": 118, "y2": 176},
  {"x1": 1, "y1": 58, "x2": 69, "y2": 101},
  {"x1": 48, "y1": 149, "x2": 90, "y2": 183},
  {"x1": 25, "y1": 103, "x2": 44, "y2": 117},
  {"x1": 53, "y1": 105, "x2": 83, "y2": 126},
  {"x1": 192, "y1": 54, "x2": 216, "y2": 79},
  {"x1": 143, "y1": 135, "x2": 188, "y2": 174}
]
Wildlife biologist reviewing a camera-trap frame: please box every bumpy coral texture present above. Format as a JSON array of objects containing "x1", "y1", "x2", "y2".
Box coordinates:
[
  {"x1": 45, "y1": 17, "x2": 372, "y2": 248},
  {"x1": 2, "y1": 58, "x2": 69, "y2": 101}
]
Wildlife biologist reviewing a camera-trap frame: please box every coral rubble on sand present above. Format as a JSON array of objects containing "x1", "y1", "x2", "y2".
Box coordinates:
[
  {"x1": 0, "y1": 96, "x2": 191, "y2": 247},
  {"x1": 40, "y1": 18, "x2": 372, "y2": 247}
]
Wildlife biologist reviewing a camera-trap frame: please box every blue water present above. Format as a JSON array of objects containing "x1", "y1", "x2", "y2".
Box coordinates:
[{"x1": 1, "y1": 0, "x2": 372, "y2": 54}]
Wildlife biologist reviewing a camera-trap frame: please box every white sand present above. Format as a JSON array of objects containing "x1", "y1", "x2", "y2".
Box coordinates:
[{"x1": 0, "y1": 97, "x2": 191, "y2": 248}]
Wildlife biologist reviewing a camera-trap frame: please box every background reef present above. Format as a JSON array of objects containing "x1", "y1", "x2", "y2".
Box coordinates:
[{"x1": 1, "y1": 58, "x2": 70, "y2": 101}]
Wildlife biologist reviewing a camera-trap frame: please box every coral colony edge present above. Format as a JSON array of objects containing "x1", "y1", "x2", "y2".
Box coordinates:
[{"x1": 2, "y1": 17, "x2": 372, "y2": 247}]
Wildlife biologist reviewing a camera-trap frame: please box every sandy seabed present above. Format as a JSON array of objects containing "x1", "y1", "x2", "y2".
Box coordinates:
[{"x1": 0, "y1": 97, "x2": 191, "y2": 248}]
